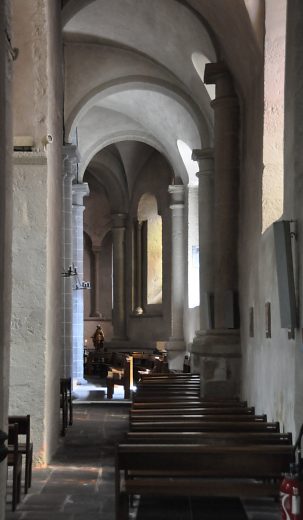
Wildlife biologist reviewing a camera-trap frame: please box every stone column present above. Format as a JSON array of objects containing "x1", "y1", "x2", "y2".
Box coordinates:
[
  {"x1": 72, "y1": 183, "x2": 89, "y2": 384},
  {"x1": 167, "y1": 186, "x2": 185, "y2": 366},
  {"x1": 192, "y1": 62, "x2": 241, "y2": 398},
  {"x1": 61, "y1": 145, "x2": 77, "y2": 379},
  {"x1": 91, "y1": 245, "x2": 101, "y2": 317},
  {"x1": 192, "y1": 148, "x2": 215, "y2": 331},
  {"x1": 205, "y1": 62, "x2": 240, "y2": 329},
  {"x1": 112, "y1": 213, "x2": 128, "y2": 341}
]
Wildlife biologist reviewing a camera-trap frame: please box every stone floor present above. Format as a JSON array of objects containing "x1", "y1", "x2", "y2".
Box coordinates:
[{"x1": 5, "y1": 400, "x2": 281, "y2": 520}]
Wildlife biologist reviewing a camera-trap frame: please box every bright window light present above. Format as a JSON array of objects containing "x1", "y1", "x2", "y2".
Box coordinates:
[
  {"x1": 192, "y1": 52, "x2": 215, "y2": 100},
  {"x1": 177, "y1": 139, "x2": 198, "y2": 182}
]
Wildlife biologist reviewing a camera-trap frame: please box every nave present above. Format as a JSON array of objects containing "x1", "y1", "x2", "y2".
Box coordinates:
[{"x1": 6, "y1": 401, "x2": 281, "y2": 520}]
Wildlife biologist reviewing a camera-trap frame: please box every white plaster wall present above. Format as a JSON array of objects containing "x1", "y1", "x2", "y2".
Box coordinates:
[
  {"x1": 9, "y1": 0, "x2": 63, "y2": 464},
  {"x1": 262, "y1": 0, "x2": 286, "y2": 232},
  {"x1": 0, "y1": 0, "x2": 13, "y2": 517},
  {"x1": 283, "y1": 0, "x2": 303, "y2": 434},
  {"x1": 10, "y1": 157, "x2": 49, "y2": 464},
  {"x1": 239, "y1": 1, "x2": 298, "y2": 437},
  {"x1": 12, "y1": 0, "x2": 48, "y2": 150}
]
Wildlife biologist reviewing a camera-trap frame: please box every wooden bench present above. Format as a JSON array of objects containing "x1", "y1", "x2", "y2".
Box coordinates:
[
  {"x1": 115, "y1": 443, "x2": 293, "y2": 520},
  {"x1": 107, "y1": 355, "x2": 132, "y2": 399},
  {"x1": 132, "y1": 399, "x2": 249, "y2": 409},
  {"x1": 7, "y1": 423, "x2": 22, "y2": 511},
  {"x1": 130, "y1": 406, "x2": 255, "y2": 416},
  {"x1": 133, "y1": 394, "x2": 245, "y2": 403},
  {"x1": 125, "y1": 430, "x2": 293, "y2": 445},
  {"x1": 8, "y1": 415, "x2": 33, "y2": 494},
  {"x1": 139, "y1": 373, "x2": 200, "y2": 380},
  {"x1": 130, "y1": 413, "x2": 267, "y2": 423},
  {"x1": 130, "y1": 420, "x2": 280, "y2": 432}
]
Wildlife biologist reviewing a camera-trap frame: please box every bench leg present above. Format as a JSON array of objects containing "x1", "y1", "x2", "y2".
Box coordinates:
[
  {"x1": 24, "y1": 448, "x2": 33, "y2": 493},
  {"x1": 12, "y1": 466, "x2": 20, "y2": 511},
  {"x1": 116, "y1": 491, "x2": 129, "y2": 520},
  {"x1": 69, "y1": 396, "x2": 73, "y2": 426}
]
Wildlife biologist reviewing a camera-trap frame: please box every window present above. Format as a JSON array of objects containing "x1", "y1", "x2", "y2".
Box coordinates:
[{"x1": 133, "y1": 193, "x2": 162, "y2": 313}]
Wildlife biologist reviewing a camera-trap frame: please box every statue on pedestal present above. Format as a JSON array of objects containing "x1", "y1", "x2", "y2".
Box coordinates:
[{"x1": 91, "y1": 324, "x2": 105, "y2": 352}]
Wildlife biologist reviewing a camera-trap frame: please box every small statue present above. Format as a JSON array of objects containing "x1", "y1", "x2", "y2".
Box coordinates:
[{"x1": 91, "y1": 324, "x2": 105, "y2": 351}]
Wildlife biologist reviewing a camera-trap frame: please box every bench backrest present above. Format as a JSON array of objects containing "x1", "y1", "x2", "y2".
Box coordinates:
[
  {"x1": 130, "y1": 407, "x2": 255, "y2": 415},
  {"x1": 130, "y1": 420, "x2": 280, "y2": 432},
  {"x1": 130, "y1": 414, "x2": 267, "y2": 422},
  {"x1": 8, "y1": 423, "x2": 19, "y2": 460},
  {"x1": 117, "y1": 443, "x2": 293, "y2": 478},
  {"x1": 9, "y1": 415, "x2": 30, "y2": 450},
  {"x1": 132, "y1": 400, "x2": 248, "y2": 408},
  {"x1": 125, "y1": 431, "x2": 293, "y2": 445}
]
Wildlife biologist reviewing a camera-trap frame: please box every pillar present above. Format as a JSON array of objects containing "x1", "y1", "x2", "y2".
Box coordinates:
[
  {"x1": 192, "y1": 62, "x2": 241, "y2": 398},
  {"x1": 91, "y1": 245, "x2": 101, "y2": 317},
  {"x1": 112, "y1": 213, "x2": 128, "y2": 341},
  {"x1": 0, "y1": 1, "x2": 12, "y2": 516},
  {"x1": 205, "y1": 62, "x2": 240, "y2": 329},
  {"x1": 72, "y1": 183, "x2": 89, "y2": 384},
  {"x1": 61, "y1": 145, "x2": 77, "y2": 378},
  {"x1": 167, "y1": 186, "x2": 185, "y2": 367},
  {"x1": 192, "y1": 148, "x2": 215, "y2": 331}
]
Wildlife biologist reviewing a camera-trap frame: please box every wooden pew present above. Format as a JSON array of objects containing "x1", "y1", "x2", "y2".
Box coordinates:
[
  {"x1": 134, "y1": 392, "x2": 201, "y2": 402},
  {"x1": 125, "y1": 430, "x2": 293, "y2": 445},
  {"x1": 115, "y1": 443, "x2": 293, "y2": 520},
  {"x1": 130, "y1": 413, "x2": 267, "y2": 424},
  {"x1": 130, "y1": 406, "x2": 255, "y2": 415},
  {"x1": 140, "y1": 373, "x2": 200, "y2": 380},
  {"x1": 132, "y1": 399, "x2": 248, "y2": 409},
  {"x1": 129, "y1": 420, "x2": 280, "y2": 432},
  {"x1": 8, "y1": 415, "x2": 33, "y2": 494},
  {"x1": 106, "y1": 355, "x2": 132, "y2": 399}
]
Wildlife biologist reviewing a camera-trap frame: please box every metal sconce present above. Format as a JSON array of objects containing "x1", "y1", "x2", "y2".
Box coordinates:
[{"x1": 61, "y1": 264, "x2": 91, "y2": 290}]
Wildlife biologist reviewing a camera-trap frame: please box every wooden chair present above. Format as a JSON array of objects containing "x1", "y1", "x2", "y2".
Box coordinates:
[
  {"x1": 8, "y1": 415, "x2": 33, "y2": 494},
  {"x1": 7, "y1": 423, "x2": 22, "y2": 511},
  {"x1": 60, "y1": 377, "x2": 73, "y2": 436}
]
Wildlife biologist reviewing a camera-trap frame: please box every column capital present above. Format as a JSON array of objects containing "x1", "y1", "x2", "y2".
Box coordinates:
[
  {"x1": 62, "y1": 144, "x2": 79, "y2": 181},
  {"x1": 62, "y1": 144, "x2": 80, "y2": 163},
  {"x1": 204, "y1": 61, "x2": 236, "y2": 98},
  {"x1": 168, "y1": 185, "x2": 185, "y2": 208},
  {"x1": 92, "y1": 245, "x2": 102, "y2": 254},
  {"x1": 72, "y1": 182, "x2": 90, "y2": 206},
  {"x1": 112, "y1": 213, "x2": 127, "y2": 228},
  {"x1": 192, "y1": 148, "x2": 214, "y2": 178}
]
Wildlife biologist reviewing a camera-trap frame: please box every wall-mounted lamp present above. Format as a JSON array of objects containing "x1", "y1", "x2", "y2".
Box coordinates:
[{"x1": 61, "y1": 264, "x2": 91, "y2": 290}]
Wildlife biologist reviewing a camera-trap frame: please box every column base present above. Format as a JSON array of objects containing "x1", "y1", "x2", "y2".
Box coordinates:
[
  {"x1": 76, "y1": 377, "x2": 88, "y2": 386},
  {"x1": 166, "y1": 338, "x2": 186, "y2": 370},
  {"x1": 192, "y1": 329, "x2": 241, "y2": 399}
]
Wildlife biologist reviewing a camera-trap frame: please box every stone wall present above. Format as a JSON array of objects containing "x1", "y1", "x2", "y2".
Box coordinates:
[
  {"x1": 0, "y1": 1, "x2": 13, "y2": 517},
  {"x1": 239, "y1": 0, "x2": 301, "y2": 435}
]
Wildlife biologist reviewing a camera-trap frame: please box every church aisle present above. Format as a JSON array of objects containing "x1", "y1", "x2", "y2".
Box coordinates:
[
  {"x1": 5, "y1": 403, "x2": 280, "y2": 520},
  {"x1": 5, "y1": 404, "x2": 130, "y2": 520}
]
